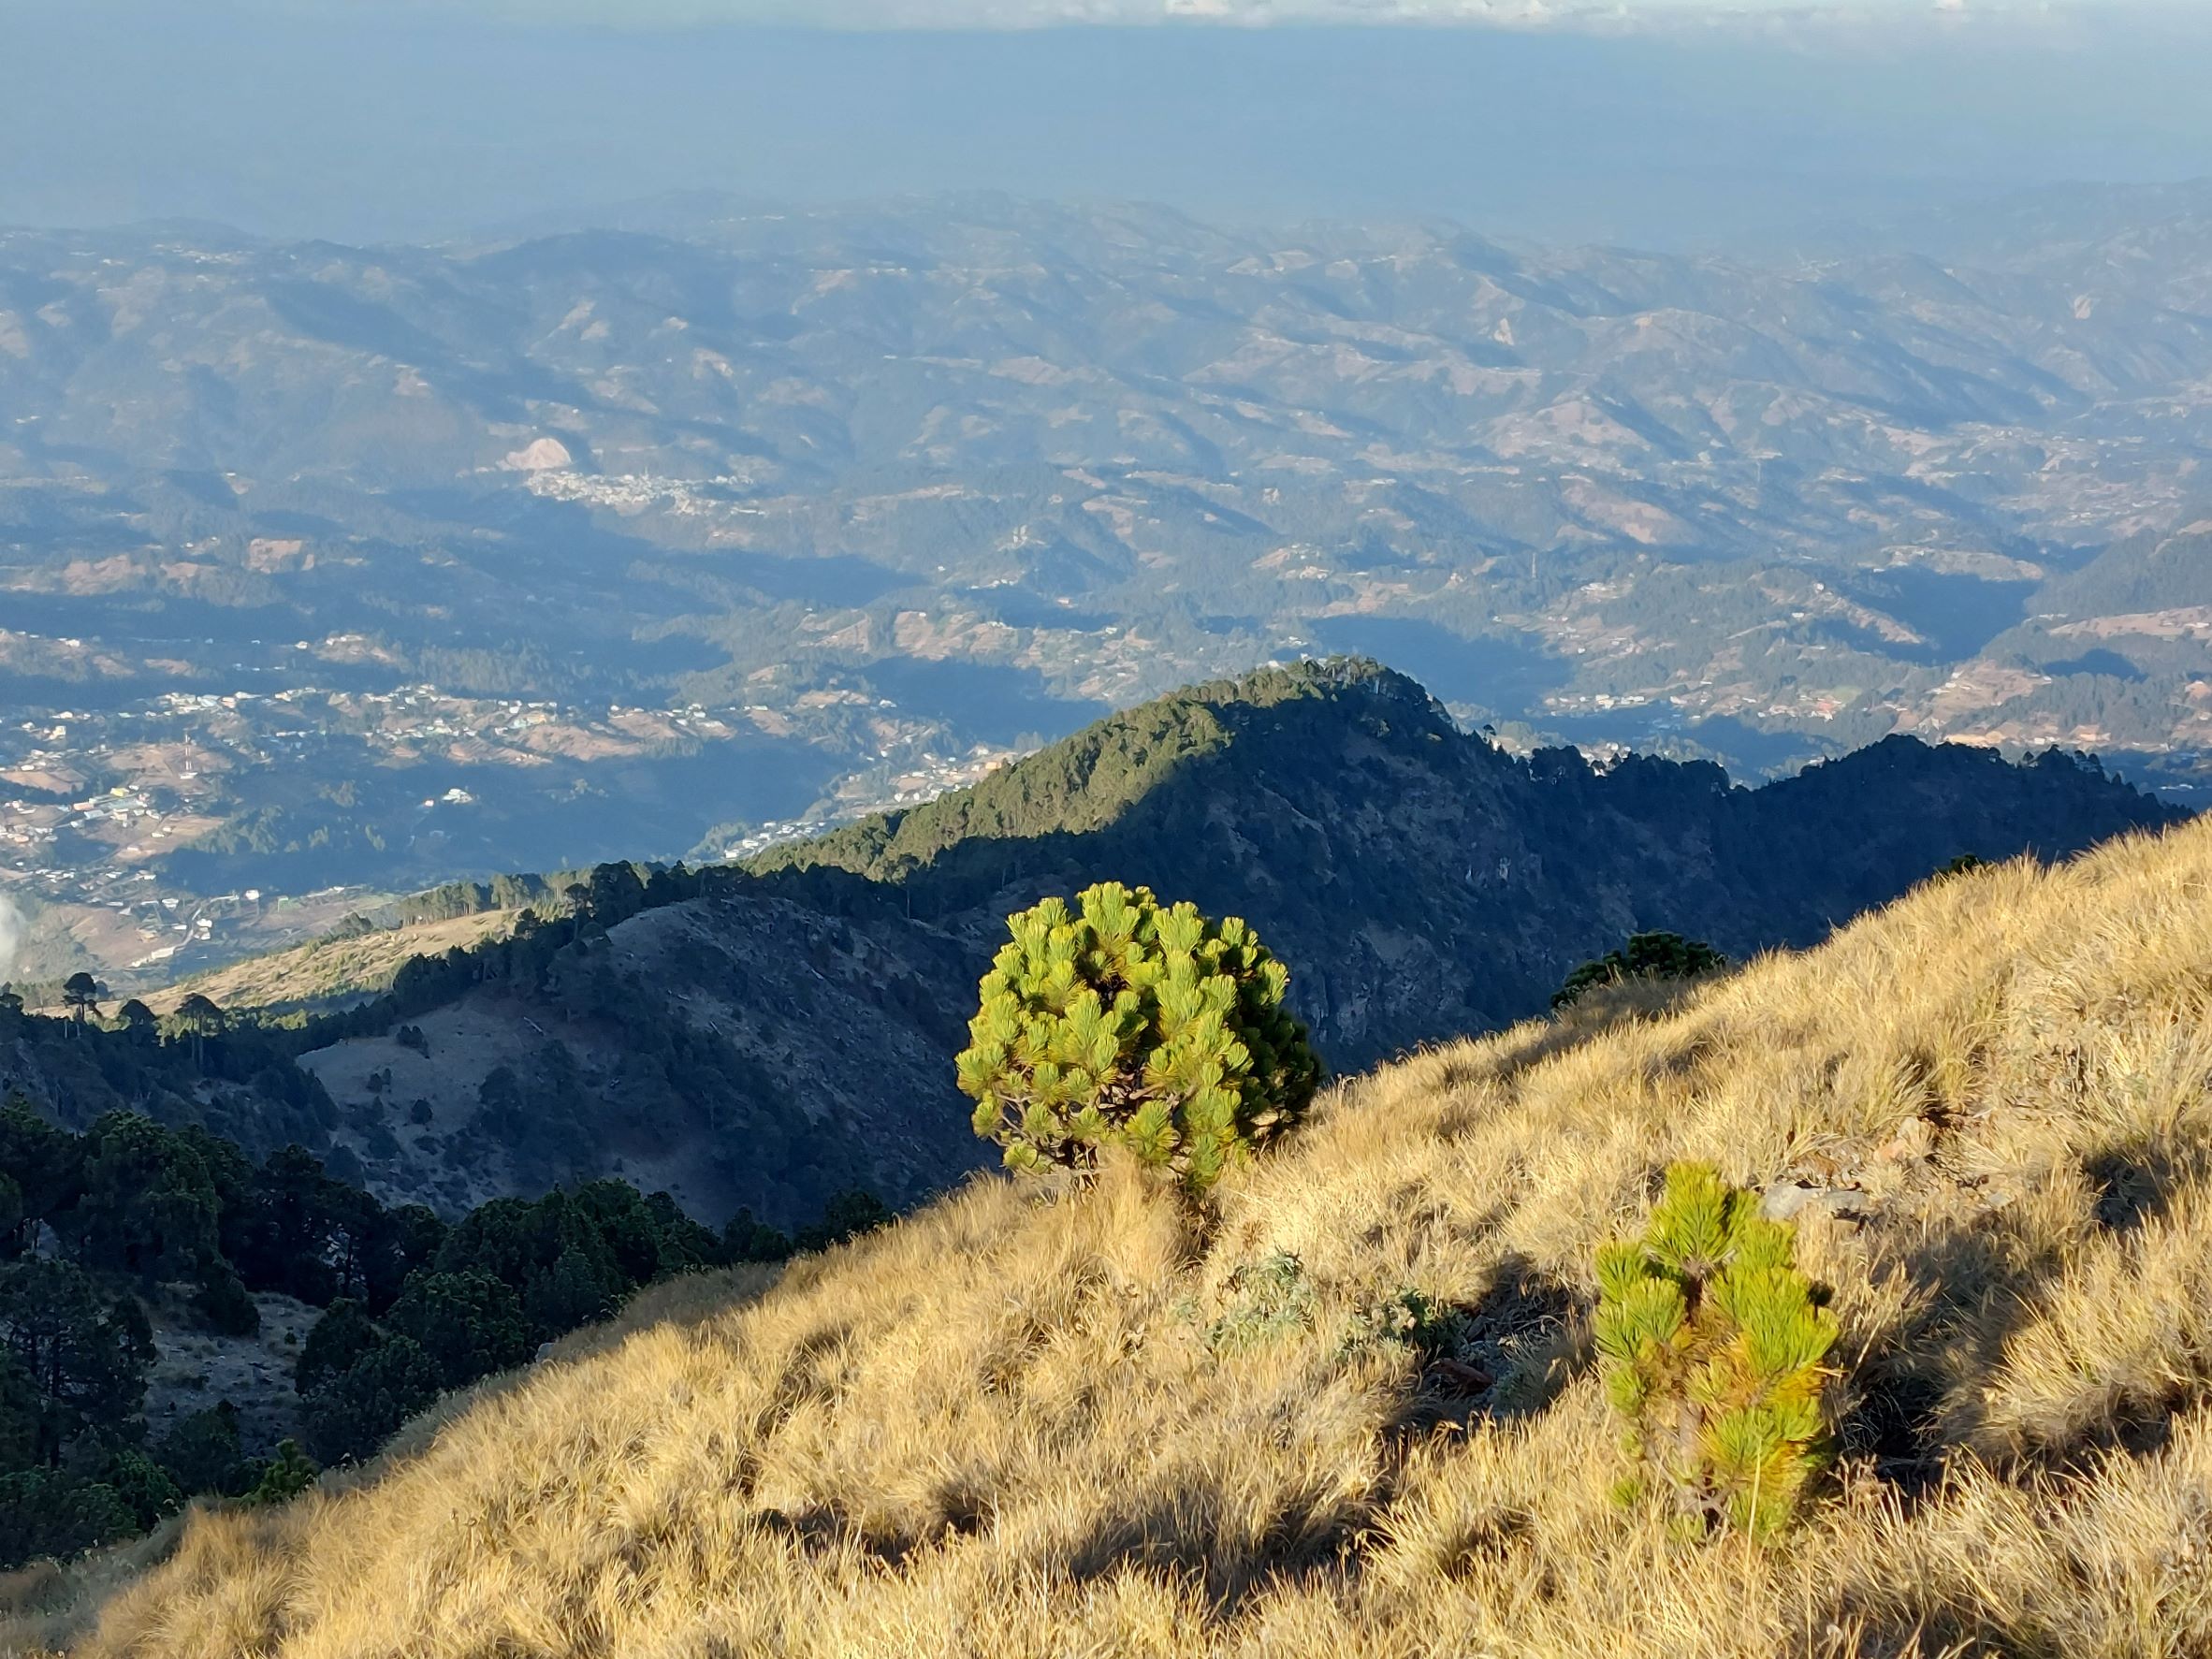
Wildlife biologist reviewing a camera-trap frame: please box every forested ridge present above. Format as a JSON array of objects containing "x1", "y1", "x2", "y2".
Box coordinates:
[{"x1": 0, "y1": 1087, "x2": 885, "y2": 1573}]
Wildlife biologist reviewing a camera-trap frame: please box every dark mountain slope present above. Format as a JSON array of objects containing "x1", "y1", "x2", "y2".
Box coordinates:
[
  {"x1": 267, "y1": 659, "x2": 2178, "y2": 1226},
  {"x1": 754, "y1": 660, "x2": 2182, "y2": 1060}
]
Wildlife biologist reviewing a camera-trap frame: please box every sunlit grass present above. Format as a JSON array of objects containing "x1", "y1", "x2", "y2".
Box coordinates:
[{"x1": 27, "y1": 817, "x2": 2212, "y2": 1657}]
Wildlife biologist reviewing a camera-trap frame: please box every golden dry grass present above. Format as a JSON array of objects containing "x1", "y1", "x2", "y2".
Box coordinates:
[
  {"x1": 32, "y1": 817, "x2": 2212, "y2": 1657},
  {"x1": 147, "y1": 912, "x2": 519, "y2": 1017}
]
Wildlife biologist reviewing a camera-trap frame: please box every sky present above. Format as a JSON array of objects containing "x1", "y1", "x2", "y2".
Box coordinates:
[
  {"x1": 4, "y1": 1, "x2": 2209, "y2": 248},
  {"x1": 187, "y1": 0, "x2": 2205, "y2": 22}
]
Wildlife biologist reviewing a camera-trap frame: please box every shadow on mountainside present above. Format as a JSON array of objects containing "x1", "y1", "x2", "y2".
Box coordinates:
[
  {"x1": 1424, "y1": 974, "x2": 1731, "y2": 1108},
  {"x1": 1379, "y1": 1253, "x2": 1587, "y2": 1445},
  {"x1": 1063, "y1": 1474, "x2": 1368, "y2": 1620}
]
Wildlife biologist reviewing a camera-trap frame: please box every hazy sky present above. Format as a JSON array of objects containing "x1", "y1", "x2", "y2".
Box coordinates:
[
  {"x1": 188, "y1": 0, "x2": 2206, "y2": 22},
  {"x1": 5, "y1": 1, "x2": 2209, "y2": 248}
]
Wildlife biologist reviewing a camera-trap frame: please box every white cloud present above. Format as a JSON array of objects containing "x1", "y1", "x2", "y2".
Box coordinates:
[{"x1": 0, "y1": 897, "x2": 22, "y2": 986}]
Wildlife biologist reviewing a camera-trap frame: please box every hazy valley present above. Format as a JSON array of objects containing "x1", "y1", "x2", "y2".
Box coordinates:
[{"x1": 7, "y1": 187, "x2": 2212, "y2": 992}]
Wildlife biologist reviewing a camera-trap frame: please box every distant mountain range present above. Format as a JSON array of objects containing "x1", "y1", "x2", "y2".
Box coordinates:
[
  {"x1": 4, "y1": 190, "x2": 2212, "y2": 993},
  {"x1": 13, "y1": 659, "x2": 2156, "y2": 1228}
]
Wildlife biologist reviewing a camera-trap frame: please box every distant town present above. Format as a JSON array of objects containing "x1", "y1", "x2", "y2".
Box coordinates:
[{"x1": 0, "y1": 678, "x2": 1022, "y2": 993}]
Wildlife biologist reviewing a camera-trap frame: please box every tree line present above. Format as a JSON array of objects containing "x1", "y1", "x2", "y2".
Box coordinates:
[{"x1": 0, "y1": 1096, "x2": 885, "y2": 1572}]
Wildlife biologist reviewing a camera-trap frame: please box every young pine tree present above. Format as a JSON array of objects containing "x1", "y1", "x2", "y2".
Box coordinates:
[
  {"x1": 956, "y1": 882, "x2": 1318, "y2": 1194},
  {"x1": 1594, "y1": 1162, "x2": 1838, "y2": 1538}
]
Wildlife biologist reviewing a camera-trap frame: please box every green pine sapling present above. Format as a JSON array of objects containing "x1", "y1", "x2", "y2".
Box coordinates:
[{"x1": 1594, "y1": 1161, "x2": 1838, "y2": 1538}]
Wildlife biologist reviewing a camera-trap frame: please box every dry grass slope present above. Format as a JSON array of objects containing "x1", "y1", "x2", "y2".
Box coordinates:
[
  {"x1": 30, "y1": 818, "x2": 2212, "y2": 1656},
  {"x1": 147, "y1": 913, "x2": 518, "y2": 1017}
]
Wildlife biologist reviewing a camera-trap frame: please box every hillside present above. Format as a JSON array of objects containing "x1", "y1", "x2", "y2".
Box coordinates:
[
  {"x1": 31, "y1": 809, "x2": 2212, "y2": 1656},
  {"x1": 146, "y1": 912, "x2": 521, "y2": 1019},
  {"x1": 268, "y1": 661, "x2": 2179, "y2": 1226}
]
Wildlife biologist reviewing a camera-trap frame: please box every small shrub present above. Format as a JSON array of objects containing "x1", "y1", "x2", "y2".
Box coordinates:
[
  {"x1": 390, "y1": 1272, "x2": 533, "y2": 1390},
  {"x1": 0, "y1": 1470, "x2": 137, "y2": 1569},
  {"x1": 156, "y1": 1403, "x2": 252, "y2": 1498},
  {"x1": 1204, "y1": 1251, "x2": 1315, "y2": 1351},
  {"x1": 191, "y1": 1266, "x2": 262, "y2": 1338},
  {"x1": 1594, "y1": 1162, "x2": 1837, "y2": 1538},
  {"x1": 793, "y1": 1188, "x2": 891, "y2": 1254},
  {"x1": 93, "y1": 1448, "x2": 182, "y2": 1532},
  {"x1": 720, "y1": 1208, "x2": 793, "y2": 1264},
  {"x1": 1553, "y1": 931, "x2": 1727, "y2": 1011},
  {"x1": 1346, "y1": 1287, "x2": 1467, "y2": 1361},
  {"x1": 245, "y1": 1439, "x2": 319, "y2": 1506},
  {"x1": 295, "y1": 1298, "x2": 379, "y2": 1397},
  {"x1": 956, "y1": 882, "x2": 1319, "y2": 1193},
  {"x1": 301, "y1": 1337, "x2": 440, "y2": 1464}
]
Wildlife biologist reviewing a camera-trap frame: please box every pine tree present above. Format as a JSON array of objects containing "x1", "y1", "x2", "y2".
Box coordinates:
[
  {"x1": 956, "y1": 882, "x2": 1319, "y2": 1194},
  {"x1": 115, "y1": 999, "x2": 159, "y2": 1046},
  {"x1": 1553, "y1": 932, "x2": 1728, "y2": 1010},
  {"x1": 172, "y1": 994, "x2": 226, "y2": 1069},
  {"x1": 522, "y1": 1246, "x2": 610, "y2": 1338},
  {"x1": 246, "y1": 1439, "x2": 319, "y2": 1506},
  {"x1": 60, "y1": 973, "x2": 102, "y2": 1034},
  {"x1": 1594, "y1": 1162, "x2": 1838, "y2": 1538}
]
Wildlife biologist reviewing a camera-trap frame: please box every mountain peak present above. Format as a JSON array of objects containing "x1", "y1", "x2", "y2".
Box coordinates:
[{"x1": 749, "y1": 655, "x2": 1443, "y2": 885}]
